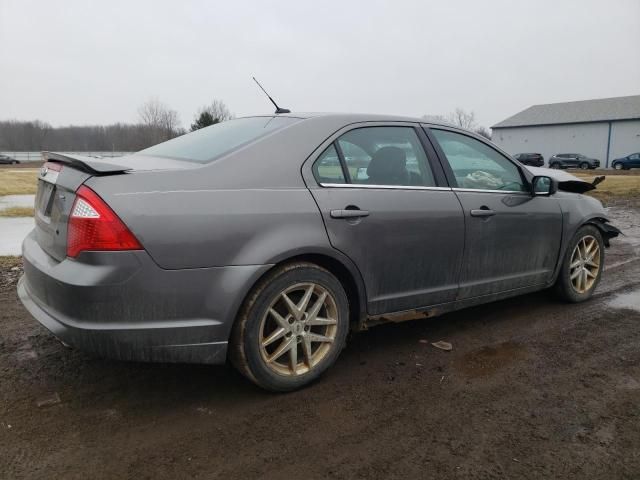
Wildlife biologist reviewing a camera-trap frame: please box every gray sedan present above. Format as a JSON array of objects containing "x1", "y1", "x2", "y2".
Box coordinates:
[{"x1": 18, "y1": 113, "x2": 620, "y2": 391}]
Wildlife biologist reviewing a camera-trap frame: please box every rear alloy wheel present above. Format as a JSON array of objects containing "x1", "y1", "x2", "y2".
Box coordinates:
[
  {"x1": 580, "y1": 162, "x2": 589, "y2": 170},
  {"x1": 555, "y1": 226, "x2": 604, "y2": 302},
  {"x1": 230, "y1": 262, "x2": 349, "y2": 391}
]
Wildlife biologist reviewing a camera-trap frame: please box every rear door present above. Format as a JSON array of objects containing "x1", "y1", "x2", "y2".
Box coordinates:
[
  {"x1": 426, "y1": 127, "x2": 563, "y2": 299},
  {"x1": 305, "y1": 123, "x2": 465, "y2": 315}
]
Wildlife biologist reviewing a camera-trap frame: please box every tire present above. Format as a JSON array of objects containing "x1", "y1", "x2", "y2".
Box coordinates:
[
  {"x1": 229, "y1": 262, "x2": 350, "y2": 392},
  {"x1": 580, "y1": 162, "x2": 589, "y2": 170},
  {"x1": 550, "y1": 162, "x2": 561, "y2": 169},
  {"x1": 555, "y1": 225, "x2": 605, "y2": 303},
  {"x1": 613, "y1": 163, "x2": 622, "y2": 170}
]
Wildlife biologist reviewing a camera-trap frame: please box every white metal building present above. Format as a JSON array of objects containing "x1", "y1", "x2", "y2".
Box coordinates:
[{"x1": 491, "y1": 95, "x2": 640, "y2": 168}]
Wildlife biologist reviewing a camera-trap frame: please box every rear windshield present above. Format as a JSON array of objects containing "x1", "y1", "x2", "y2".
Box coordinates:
[{"x1": 137, "y1": 116, "x2": 300, "y2": 163}]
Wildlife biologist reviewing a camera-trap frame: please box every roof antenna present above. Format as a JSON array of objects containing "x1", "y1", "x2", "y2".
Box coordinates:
[{"x1": 252, "y1": 77, "x2": 290, "y2": 114}]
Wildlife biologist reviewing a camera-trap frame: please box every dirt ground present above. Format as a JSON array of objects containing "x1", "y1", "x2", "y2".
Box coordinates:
[{"x1": 2, "y1": 206, "x2": 640, "y2": 480}]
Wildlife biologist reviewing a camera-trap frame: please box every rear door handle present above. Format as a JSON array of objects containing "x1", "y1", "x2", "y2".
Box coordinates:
[
  {"x1": 470, "y1": 208, "x2": 496, "y2": 218},
  {"x1": 330, "y1": 209, "x2": 370, "y2": 219}
]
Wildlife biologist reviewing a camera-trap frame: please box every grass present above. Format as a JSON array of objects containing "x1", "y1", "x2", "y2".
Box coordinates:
[
  {"x1": 0, "y1": 206, "x2": 35, "y2": 217},
  {"x1": 0, "y1": 256, "x2": 21, "y2": 269},
  {"x1": 0, "y1": 169, "x2": 38, "y2": 195},
  {"x1": 572, "y1": 172, "x2": 640, "y2": 202}
]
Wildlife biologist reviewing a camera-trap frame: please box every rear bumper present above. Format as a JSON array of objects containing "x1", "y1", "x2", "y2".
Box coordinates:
[{"x1": 18, "y1": 230, "x2": 272, "y2": 364}]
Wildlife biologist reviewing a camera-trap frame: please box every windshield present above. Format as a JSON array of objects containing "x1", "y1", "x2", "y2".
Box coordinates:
[{"x1": 137, "y1": 116, "x2": 301, "y2": 163}]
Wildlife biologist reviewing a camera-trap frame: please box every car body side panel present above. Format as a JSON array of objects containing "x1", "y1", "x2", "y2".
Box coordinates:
[
  {"x1": 550, "y1": 191, "x2": 610, "y2": 280},
  {"x1": 454, "y1": 192, "x2": 563, "y2": 298},
  {"x1": 309, "y1": 186, "x2": 465, "y2": 315},
  {"x1": 91, "y1": 185, "x2": 330, "y2": 270}
]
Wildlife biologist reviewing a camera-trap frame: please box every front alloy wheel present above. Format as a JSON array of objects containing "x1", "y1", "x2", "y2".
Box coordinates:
[
  {"x1": 580, "y1": 162, "x2": 589, "y2": 170},
  {"x1": 230, "y1": 262, "x2": 349, "y2": 391},
  {"x1": 555, "y1": 225, "x2": 604, "y2": 302},
  {"x1": 569, "y1": 235, "x2": 600, "y2": 293},
  {"x1": 614, "y1": 163, "x2": 623, "y2": 170}
]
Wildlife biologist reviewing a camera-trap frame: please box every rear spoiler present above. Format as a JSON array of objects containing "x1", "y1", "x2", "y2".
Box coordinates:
[{"x1": 42, "y1": 152, "x2": 130, "y2": 174}]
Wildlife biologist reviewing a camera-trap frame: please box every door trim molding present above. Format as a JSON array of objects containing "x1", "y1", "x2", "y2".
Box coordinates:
[{"x1": 318, "y1": 183, "x2": 453, "y2": 191}]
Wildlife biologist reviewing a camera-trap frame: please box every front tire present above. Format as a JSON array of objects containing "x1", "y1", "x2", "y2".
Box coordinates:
[
  {"x1": 580, "y1": 162, "x2": 589, "y2": 170},
  {"x1": 550, "y1": 162, "x2": 561, "y2": 169},
  {"x1": 555, "y1": 225, "x2": 604, "y2": 303},
  {"x1": 229, "y1": 262, "x2": 349, "y2": 392},
  {"x1": 613, "y1": 163, "x2": 623, "y2": 170}
]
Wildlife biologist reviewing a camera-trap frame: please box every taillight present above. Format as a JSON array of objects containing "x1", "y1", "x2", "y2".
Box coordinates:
[{"x1": 67, "y1": 185, "x2": 142, "y2": 258}]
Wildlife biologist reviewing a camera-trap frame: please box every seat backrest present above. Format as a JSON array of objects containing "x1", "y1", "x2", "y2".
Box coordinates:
[{"x1": 366, "y1": 146, "x2": 408, "y2": 185}]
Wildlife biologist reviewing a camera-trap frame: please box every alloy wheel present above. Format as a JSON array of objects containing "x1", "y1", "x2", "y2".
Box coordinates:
[
  {"x1": 614, "y1": 163, "x2": 622, "y2": 170},
  {"x1": 569, "y1": 235, "x2": 600, "y2": 293},
  {"x1": 259, "y1": 282, "x2": 338, "y2": 376}
]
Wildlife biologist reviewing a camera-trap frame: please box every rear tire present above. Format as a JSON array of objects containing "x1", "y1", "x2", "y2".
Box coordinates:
[
  {"x1": 555, "y1": 225, "x2": 604, "y2": 303},
  {"x1": 229, "y1": 262, "x2": 349, "y2": 392}
]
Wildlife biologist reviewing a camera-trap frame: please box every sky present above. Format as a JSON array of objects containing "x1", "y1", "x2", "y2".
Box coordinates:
[{"x1": 1, "y1": 0, "x2": 639, "y2": 129}]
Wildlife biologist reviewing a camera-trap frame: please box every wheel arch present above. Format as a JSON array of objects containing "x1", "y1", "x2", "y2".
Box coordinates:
[
  {"x1": 231, "y1": 249, "x2": 368, "y2": 336},
  {"x1": 583, "y1": 217, "x2": 621, "y2": 247}
]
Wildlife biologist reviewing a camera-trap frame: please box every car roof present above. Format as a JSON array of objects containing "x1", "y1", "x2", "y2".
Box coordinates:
[{"x1": 242, "y1": 112, "x2": 452, "y2": 127}]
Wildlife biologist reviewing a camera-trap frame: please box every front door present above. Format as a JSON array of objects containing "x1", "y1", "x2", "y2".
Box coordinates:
[
  {"x1": 306, "y1": 125, "x2": 465, "y2": 315},
  {"x1": 427, "y1": 127, "x2": 563, "y2": 299}
]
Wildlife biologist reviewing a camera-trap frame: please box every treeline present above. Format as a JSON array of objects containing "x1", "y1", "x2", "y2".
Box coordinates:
[{"x1": 0, "y1": 98, "x2": 233, "y2": 152}]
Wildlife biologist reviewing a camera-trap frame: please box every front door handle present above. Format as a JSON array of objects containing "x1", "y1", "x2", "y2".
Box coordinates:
[
  {"x1": 470, "y1": 208, "x2": 496, "y2": 218},
  {"x1": 330, "y1": 209, "x2": 370, "y2": 219}
]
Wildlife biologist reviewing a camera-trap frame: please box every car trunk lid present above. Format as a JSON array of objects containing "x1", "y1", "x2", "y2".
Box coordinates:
[{"x1": 34, "y1": 152, "x2": 198, "y2": 262}]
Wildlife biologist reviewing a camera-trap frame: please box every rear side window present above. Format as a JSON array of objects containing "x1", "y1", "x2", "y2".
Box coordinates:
[
  {"x1": 313, "y1": 145, "x2": 346, "y2": 184},
  {"x1": 137, "y1": 116, "x2": 300, "y2": 163},
  {"x1": 337, "y1": 127, "x2": 435, "y2": 186},
  {"x1": 431, "y1": 129, "x2": 526, "y2": 192}
]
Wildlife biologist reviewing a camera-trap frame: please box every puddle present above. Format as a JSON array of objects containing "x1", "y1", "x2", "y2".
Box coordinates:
[
  {"x1": 455, "y1": 341, "x2": 528, "y2": 378},
  {"x1": 0, "y1": 217, "x2": 33, "y2": 255},
  {"x1": 0, "y1": 194, "x2": 35, "y2": 210},
  {"x1": 608, "y1": 290, "x2": 640, "y2": 312}
]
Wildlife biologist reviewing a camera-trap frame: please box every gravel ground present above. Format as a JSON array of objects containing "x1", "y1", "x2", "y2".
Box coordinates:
[{"x1": 1, "y1": 207, "x2": 640, "y2": 480}]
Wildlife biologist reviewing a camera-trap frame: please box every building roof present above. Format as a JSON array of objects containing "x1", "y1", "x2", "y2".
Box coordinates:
[{"x1": 492, "y1": 95, "x2": 640, "y2": 129}]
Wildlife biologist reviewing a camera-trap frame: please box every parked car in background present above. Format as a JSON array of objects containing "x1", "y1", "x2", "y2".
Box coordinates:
[
  {"x1": 549, "y1": 153, "x2": 600, "y2": 170},
  {"x1": 513, "y1": 153, "x2": 544, "y2": 167},
  {"x1": 0, "y1": 154, "x2": 19, "y2": 165},
  {"x1": 611, "y1": 152, "x2": 640, "y2": 170},
  {"x1": 18, "y1": 113, "x2": 620, "y2": 391}
]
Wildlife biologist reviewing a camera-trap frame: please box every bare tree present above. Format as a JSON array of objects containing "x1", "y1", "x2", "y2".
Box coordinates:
[
  {"x1": 447, "y1": 108, "x2": 477, "y2": 130},
  {"x1": 474, "y1": 126, "x2": 491, "y2": 140},
  {"x1": 190, "y1": 99, "x2": 233, "y2": 131},
  {"x1": 421, "y1": 114, "x2": 451, "y2": 125},
  {"x1": 137, "y1": 98, "x2": 182, "y2": 144},
  {"x1": 206, "y1": 99, "x2": 233, "y2": 123}
]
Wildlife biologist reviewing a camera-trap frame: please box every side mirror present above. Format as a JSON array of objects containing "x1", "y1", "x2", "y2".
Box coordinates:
[{"x1": 531, "y1": 175, "x2": 558, "y2": 196}]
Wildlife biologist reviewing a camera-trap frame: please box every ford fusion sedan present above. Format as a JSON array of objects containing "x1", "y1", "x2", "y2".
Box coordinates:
[{"x1": 18, "y1": 113, "x2": 619, "y2": 391}]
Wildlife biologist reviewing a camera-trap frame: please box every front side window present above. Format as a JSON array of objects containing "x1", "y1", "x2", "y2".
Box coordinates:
[
  {"x1": 431, "y1": 129, "x2": 526, "y2": 192},
  {"x1": 137, "y1": 116, "x2": 300, "y2": 163},
  {"x1": 336, "y1": 127, "x2": 435, "y2": 186}
]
